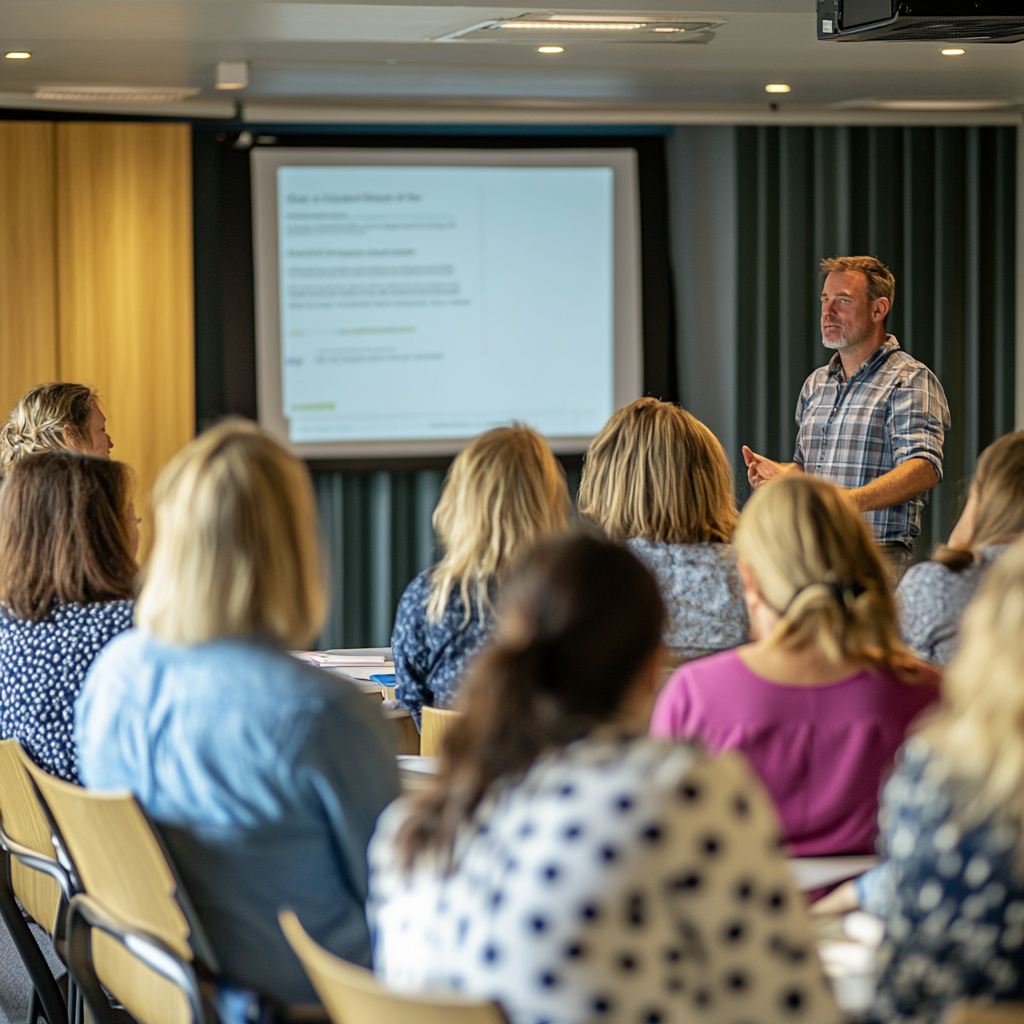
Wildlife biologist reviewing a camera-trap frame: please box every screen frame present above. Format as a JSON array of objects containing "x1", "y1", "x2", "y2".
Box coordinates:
[{"x1": 251, "y1": 146, "x2": 642, "y2": 459}]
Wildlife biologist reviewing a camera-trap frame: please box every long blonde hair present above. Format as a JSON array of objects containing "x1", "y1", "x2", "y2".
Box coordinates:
[
  {"x1": 137, "y1": 419, "x2": 326, "y2": 648},
  {"x1": 933, "y1": 431, "x2": 1024, "y2": 572},
  {"x1": 0, "y1": 383, "x2": 96, "y2": 476},
  {"x1": 427, "y1": 425, "x2": 568, "y2": 623},
  {"x1": 734, "y1": 475, "x2": 908, "y2": 668},
  {"x1": 578, "y1": 398, "x2": 738, "y2": 544},
  {"x1": 914, "y1": 539, "x2": 1024, "y2": 849}
]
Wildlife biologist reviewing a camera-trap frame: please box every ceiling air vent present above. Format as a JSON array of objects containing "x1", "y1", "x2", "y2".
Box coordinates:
[
  {"x1": 434, "y1": 13, "x2": 723, "y2": 43},
  {"x1": 33, "y1": 84, "x2": 201, "y2": 103}
]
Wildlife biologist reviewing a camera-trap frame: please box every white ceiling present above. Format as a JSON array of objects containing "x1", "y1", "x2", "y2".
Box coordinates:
[{"x1": 0, "y1": 0, "x2": 1023, "y2": 120}]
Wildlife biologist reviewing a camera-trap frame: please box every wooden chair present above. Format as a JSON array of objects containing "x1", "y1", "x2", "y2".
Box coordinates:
[
  {"x1": 0, "y1": 741, "x2": 75, "y2": 1024},
  {"x1": 279, "y1": 909, "x2": 509, "y2": 1024},
  {"x1": 419, "y1": 707, "x2": 462, "y2": 757},
  {"x1": 945, "y1": 1002, "x2": 1024, "y2": 1024},
  {"x1": 20, "y1": 751, "x2": 219, "y2": 1024}
]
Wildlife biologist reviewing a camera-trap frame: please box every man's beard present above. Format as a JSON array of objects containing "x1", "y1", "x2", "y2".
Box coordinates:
[
  {"x1": 821, "y1": 323, "x2": 869, "y2": 350},
  {"x1": 821, "y1": 332, "x2": 850, "y2": 350}
]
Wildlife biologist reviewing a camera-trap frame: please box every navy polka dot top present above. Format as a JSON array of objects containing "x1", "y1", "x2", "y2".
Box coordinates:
[{"x1": 0, "y1": 601, "x2": 134, "y2": 782}]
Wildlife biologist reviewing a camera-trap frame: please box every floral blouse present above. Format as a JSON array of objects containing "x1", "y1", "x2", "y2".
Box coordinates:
[
  {"x1": 0, "y1": 600, "x2": 134, "y2": 782},
  {"x1": 369, "y1": 735, "x2": 840, "y2": 1024},
  {"x1": 625, "y1": 540, "x2": 749, "y2": 661},
  {"x1": 857, "y1": 738, "x2": 1024, "y2": 1024},
  {"x1": 391, "y1": 570, "x2": 495, "y2": 728}
]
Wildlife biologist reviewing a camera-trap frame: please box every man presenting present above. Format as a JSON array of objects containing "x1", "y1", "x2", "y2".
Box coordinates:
[{"x1": 743, "y1": 256, "x2": 950, "y2": 581}]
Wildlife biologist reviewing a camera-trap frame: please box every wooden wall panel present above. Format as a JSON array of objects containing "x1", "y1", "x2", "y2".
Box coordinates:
[
  {"x1": 0, "y1": 122, "x2": 58, "y2": 421},
  {"x1": 56, "y1": 123, "x2": 195, "y2": 555}
]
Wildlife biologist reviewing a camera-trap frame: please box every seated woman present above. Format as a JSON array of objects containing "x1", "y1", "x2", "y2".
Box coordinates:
[
  {"x1": 577, "y1": 398, "x2": 748, "y2": 661},
  {"x1": 370, "y1": 534, "x2": 839, "y2": 1024},
  {"x1": 75, "y1": 420, "x2": 400, "y2": 1007},
  {"x1": 817, "y1": 538, "x2": 1024, "y2": 1024},
  {"x1": 898, "y1": 429, "x2": 1024, "y2": 665},
  {"x1": 651, "y1": 475, "x2": 939, "y2": 856},
  {"x1": 0, "y1": 452, "x2": 136, "y2": 782},
  {"x1": 392, "y1": 424, "x2": 568, "y2": 727},
  {"x1": 0, "y1": 382, "x2": 113, "y2": 474}
]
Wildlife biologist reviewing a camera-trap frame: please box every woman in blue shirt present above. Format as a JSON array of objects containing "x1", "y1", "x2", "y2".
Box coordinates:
[
  {"x1": 75, "y1": 420, "x2": 400, "y2": 1008},
  {"x1": 0, "y1": 451, "x2": 137, "y2": 782},
  {"x1": 392, "y1": 425, "x2": 569, "y2": 727}
]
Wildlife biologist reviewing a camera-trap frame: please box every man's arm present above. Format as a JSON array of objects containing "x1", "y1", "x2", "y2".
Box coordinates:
[{"x1": 846, "y1": 457, "x2": 938, "y2": 513}]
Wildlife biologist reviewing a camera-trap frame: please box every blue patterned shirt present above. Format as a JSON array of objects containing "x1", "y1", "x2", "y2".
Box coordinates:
[
  {"x1": 856, "y1": 739, "x2": 1024, "y2": 1024},
  {"x1": 391, "y1": 570, "x2": 495, "y2": 728},
  {"x1": 793, "y1": 337, "x2": 950, "y2": 547},
  {"x1": 626, "y1": 539, "x2": 749, "y2": 660},
  {"x1": 0, "y1": 600, "x2": 134, "y2": 783}
]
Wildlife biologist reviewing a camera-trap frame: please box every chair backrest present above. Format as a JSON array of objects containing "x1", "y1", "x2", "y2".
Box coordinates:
[
  {"x1": 279, "y1": 910, "x2": 509, "y2": 1024},
  {"x1": 20, "y1": 751, "x2": 197, "y2": 1024},
  {"x1": 0, "y1": 740, "x2": 63, "y2": 933},
  {"x1": 945, "y1": 1002, "x2": 1024, "y2": 1024},
  {"x1": 420, "y1": 706, "x2": 462, "y2": 757}
]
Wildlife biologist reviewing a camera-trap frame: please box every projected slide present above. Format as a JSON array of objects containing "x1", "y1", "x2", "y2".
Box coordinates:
[{"x1": 275, "y1": 164, "x2": 614, "y2": 444}]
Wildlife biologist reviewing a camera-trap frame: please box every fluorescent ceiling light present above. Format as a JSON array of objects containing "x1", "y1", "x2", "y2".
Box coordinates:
[
  {"x1": 837, "y1": 98, "x2": 1015, "y2": 111},
  {"x1": 5, "y1": 52, "x2": 31, "y2": 60},
  {"x1": 941, "y1": 48, "x2": 966, "y2": 55},
  {"x1": 501, "y1": 21, "x2": 646, "y2": 29},
  {"x1": 33, "y1": 84, "x2": 200, "y2": 103},
  {"x1": 765, "y1": 83, "x2": 791, "y2": 94},
  {"x1": 538, "y1": 46, "x2": 565, "y2": 52}
]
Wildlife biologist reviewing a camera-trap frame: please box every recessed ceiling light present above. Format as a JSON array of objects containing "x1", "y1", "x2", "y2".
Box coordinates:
[
  {"x1": 216, "y1": 60, "x2": 249, "y2": 90},
  {"x1": 538, "y1": 45, "x2": 565, "y2": 53},
  {"x1": 765, "y1": 83, "x2": 791, "y2": 94},
  {"x1": 941, "y1": 47, "x2": 966, "y2": 55},
  {"x1": 653, "y1": 27, "x2": 685, "y2": 33},
  {"x1": 5, "y1": 52, "x2": 31, "y2": 60}
]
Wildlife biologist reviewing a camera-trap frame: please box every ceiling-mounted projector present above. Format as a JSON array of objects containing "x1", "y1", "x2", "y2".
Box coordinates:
[{"x1": 817, "y1": 0, "x2": 1024, "y2": 42}]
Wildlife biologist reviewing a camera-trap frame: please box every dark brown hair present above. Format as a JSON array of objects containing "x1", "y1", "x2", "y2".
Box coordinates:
[
  {"x1": 0, "y1": 451, "x2": 137, "y2": 621},
  {"x1": 933, "y1": 431, "x2": 1024, "y2": 572},
  {"x1": 397, "y1": 532, "x2": 665, "y2": 870}
]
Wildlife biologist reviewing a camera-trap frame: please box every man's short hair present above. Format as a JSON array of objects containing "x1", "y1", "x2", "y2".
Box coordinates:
[{"x1": 820, "y1": 255, "x2": 896, "y2": 307}]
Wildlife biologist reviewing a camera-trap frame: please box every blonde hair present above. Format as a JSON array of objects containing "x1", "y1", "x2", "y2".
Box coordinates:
[
  {"x1": 734, "y1": 475, "x2": 907, "y2": 668},
  {"x1": 137, "y1": 419, "x2": 326, "y2": 648},
  {"x1": 578, "y1": 398, "x2": 737, "y2": 544},
  {"x1": 0, "y1": 383, "x2": 96, "y2": 476},
  {"x1": 427, "y1": 425, "x2": 569, "y2": 623},
  {"x1": 915, "y1": 538, "x2": 1024, "y2": 853},
  {"x1": 820, "y1": 255, "x2": 896, "y2": 306},
  {"x1": 933, "y1": 431, "x2": 1024, "y2": 571}
]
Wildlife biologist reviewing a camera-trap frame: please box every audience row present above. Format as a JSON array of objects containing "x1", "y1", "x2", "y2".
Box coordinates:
[{"x1": 0, "y1": 381, "x2": 1023, "y2": 1024}]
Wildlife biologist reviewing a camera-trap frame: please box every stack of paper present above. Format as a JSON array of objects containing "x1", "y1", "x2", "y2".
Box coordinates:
[{"x1": 291, "y1": 649, "x2": 396, "y2": 684}]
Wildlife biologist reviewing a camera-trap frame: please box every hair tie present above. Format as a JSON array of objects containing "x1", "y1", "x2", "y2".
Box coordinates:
[{"x1": 781, "y1": 580, "x2": 865, "y2": 616}]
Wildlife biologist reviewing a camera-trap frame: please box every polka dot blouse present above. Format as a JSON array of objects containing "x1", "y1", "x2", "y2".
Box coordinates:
[
  {"x1": 0, "y1": 601, "x2": 134, "y2": 782},
  {"x1": 368, "y1": 735, "x2": 840, "y2": 1024}
]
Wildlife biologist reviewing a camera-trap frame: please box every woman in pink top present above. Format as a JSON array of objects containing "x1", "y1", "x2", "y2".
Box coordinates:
[{"x1": 651, "y1": 475, "x2": 939, "y2": 856}]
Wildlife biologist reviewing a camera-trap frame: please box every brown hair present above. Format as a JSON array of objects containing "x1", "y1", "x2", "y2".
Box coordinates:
[
  {"x1": 427, "y1": 425, "x2": 569, "y2": 623},
  {"x1": 735, "y1": 475, "x2": 913, "y2": 673},
  {"x1": 933, "y1": 431, "x2": 1024, "y2": 572},
  {"x1": 0, "y1": 451, "x2": 137, "y2": 621},
  {"x1": 0, "y1": 383, "x2": 97, "y2": 476},
  {"x1": 397, "y1": 533, "x2": 665, "y2": 870},
  {"x1": 578, "y1": 398, "x2": 738, "y2": 544},
  {"x1": 820, "y1": 255, "x2": 896, "y2": 307}
]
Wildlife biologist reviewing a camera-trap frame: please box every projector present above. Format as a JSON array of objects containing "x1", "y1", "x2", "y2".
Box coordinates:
[{"x1": 817, "y1": 0, "x2": 1024, "y2": 42}]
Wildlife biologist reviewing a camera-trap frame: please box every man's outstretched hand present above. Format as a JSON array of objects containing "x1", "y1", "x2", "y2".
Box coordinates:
[{"x1": 742, "y1": 446, "x2": 785, "y2": 490}]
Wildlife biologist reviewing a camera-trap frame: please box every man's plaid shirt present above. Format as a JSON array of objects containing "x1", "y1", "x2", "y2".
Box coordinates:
[{"x1": 793, "y1": 336, "x2": 950, "y2": 547}]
